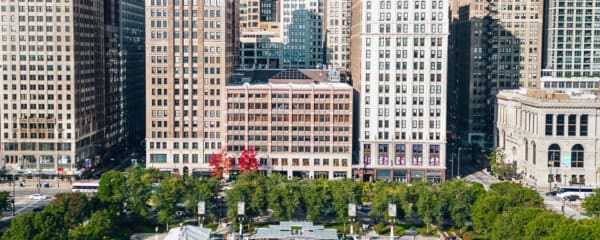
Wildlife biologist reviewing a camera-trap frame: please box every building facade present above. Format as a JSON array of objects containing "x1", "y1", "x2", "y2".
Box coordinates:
[
  {"x1": 496, "y1": 89, "x2": 600, "y2": 188},
  {"x1": 448, "y1": 0, "x2": 491, "y2": 148},
  {"x1": 121, "y1": 0, "x2": 146, "y2": 145},
  {"x1": 239, "y1": 31, "x2": 283, "y2": 69},
  {"x1": 226, "y1": 69, "x2": 353, "y2": 179},
  {"x1": 358, "y1": 0, "x2": 448, "y2": 183},
  {"x1": 325, "y1": 0, "x2": 352, "y2": 71},
  {"x1": 280, "y1": 0, "x2": 324, "y2": 69},
  {"x1": 448, "y1": 0, "x2": 543, "y2": 148},
  {"x1": 240, "y1": 0, "x2": 260, "y2": 31},
  {"x1": 1, "y1": 0, "x2": 107, "y2": 176},
  {"x1": 543, "y1": 0, "x2": 600, "y2": 78},
  {"x1": 145, "y1": 0, "x2": 239, "y2": 175}
]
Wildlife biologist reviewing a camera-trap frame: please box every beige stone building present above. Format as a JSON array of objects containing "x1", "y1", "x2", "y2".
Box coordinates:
[
  {"x1": 0, "y1": 0, "x2": 108, "y2": 176},
  {"x1": 496, "y1": 89, "x2": 600, "y2": 188},
  {"x1": 226, "y1": 69, "x2": 353, "y2": 179},
  {"x1": 325, "y1": 0, "x2": 352, "y2": 71},
  {"x1": 145, "y1": 0, "x2": 239, "y2": 175}
]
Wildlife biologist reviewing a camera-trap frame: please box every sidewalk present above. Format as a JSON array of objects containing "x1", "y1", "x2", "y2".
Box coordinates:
[{"x1": 0, "y1": 180, "x2": 72, "y2": 191}]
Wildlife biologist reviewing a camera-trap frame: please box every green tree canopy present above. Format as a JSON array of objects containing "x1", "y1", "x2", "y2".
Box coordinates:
[
  {"x1": 582, "y1": 189, "x2": 600, "y2": 217},
  {"x1": 153, "y1": 175, "x2": 184, "y2": 226},
  {"x1": 96, "y1": 170, "x2": 127, "y2": 214}
]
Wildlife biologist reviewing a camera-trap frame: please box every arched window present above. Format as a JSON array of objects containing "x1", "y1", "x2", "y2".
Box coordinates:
[
  {"x1": 532, "y1": 142, "x2": 536, "y2": 165},
  {"x1": 525, "y1": 139, "x2": 528, "y2": 162},
  {"x1": 548, "y1": 144, "x2": 560, "y2": 167},
  {"x1": 571, "y1": 144, "x2": 584, "y2": 168}
]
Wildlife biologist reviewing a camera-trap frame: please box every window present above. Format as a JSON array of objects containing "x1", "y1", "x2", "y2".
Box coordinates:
[
  {"x1": 412, "y1": 144, "x2": 423, "y2": 166},
  {"x1": 568, "y1": 115, "x2": 576, "y2": 136},
  {"x1": 429, "y1": 145, "x2": 440, "y2": 166},
  {"x1": 150, "y1": 154, "x2": 167, "y2": 163},
  {"x1": 378, "y1": 144, "x2": 389, "y2": 165},
  {"x1": 548, "y1": 144, "x2": 560, "y2": 167},
  {"x1": 545, "y1": 114, "x2": 553, "y2": 136},
  {"x1": 532, "y1": 142, "x2": 536, "y2": 165},
  {"x1": 395, "y1": 144, "x2": 406, "y2": 165},
  {"x1": 580, "y1": 115, "x2": 588, "y2": 136},
  {"x1": 556, "y1": 115, "x2": 564, "y2": 136},
  {"x1": 571, "y1": 144, "x2": 584, "y2": 168}
]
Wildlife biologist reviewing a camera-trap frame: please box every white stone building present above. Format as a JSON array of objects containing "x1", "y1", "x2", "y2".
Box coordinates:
[
  {"x1": 357, "y1": 0, "x2": 449, "y2": 183},
  {"x1": 496, "y1": 89, "x2": 600, "y2": 188}
]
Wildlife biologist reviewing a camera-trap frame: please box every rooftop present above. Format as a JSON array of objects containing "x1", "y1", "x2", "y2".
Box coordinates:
[
  {"x1": 497, "y1": 88, "x2": 600, "y2": 107},
  {"x1": 230, "y1": 68, "x2": 344, "y2": 86},
  {"x1": 163, "y1": 225, "x2": 212, "y2": 240},
  {"x1": 250, "y1": 221, "x2": 338, "y2": 240}
]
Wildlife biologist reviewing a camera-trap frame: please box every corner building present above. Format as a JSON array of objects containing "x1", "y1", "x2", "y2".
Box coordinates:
[
  {"x1": 358, "y1": 0, "x2": 448, "y2": 183},
  {"x1": 1, "y1": 0, "x2": 107, "y2": 176},
  {"x1": 145, "y1": 0, "x2": 239, "y2": 175},
  {"x1": 496, "y1": 89, "x2": 600, "y2": 188}
]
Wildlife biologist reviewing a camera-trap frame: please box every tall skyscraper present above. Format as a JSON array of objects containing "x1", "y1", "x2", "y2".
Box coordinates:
[
  {"x1": 357, "y1": 0, "x2": 448, "y2": 183},
  {"x1": 145, "y1": 0, "x2": 239, "y2": 175},
  {"x1": 325, "y1": 0, "x2": 352, "y2": 71},
  {"x1": 121, "y1": 0, "x2": 146, "y2": 145},
  {"x1": 280, "y1": 0, "x2": 324, "y2": 68},
  {"x1": 0, "y1": 0, "x2": 107, "y2": 175},
  {"x1": 448, "y1": 0, "x2": 543, "y2": 148},
  {"x1": 542, "y1": 0, "x2": 600, "y2": 88}
]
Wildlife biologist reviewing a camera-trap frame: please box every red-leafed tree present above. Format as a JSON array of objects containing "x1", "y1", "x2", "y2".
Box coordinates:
[
  {"x1": 238, "y1": 148, "x2": 260, "y2": 173},
  {"x1": 209, "y1": 148, "x2": 233, "y2": 179}
]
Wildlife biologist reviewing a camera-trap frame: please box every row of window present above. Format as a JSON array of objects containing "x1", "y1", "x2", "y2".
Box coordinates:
[{"x1": 545, "y1": 114, "x2": 588, "y2": 136}]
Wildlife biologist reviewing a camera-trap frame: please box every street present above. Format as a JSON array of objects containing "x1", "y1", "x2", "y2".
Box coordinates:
[{"x1": 0, "y1": 181, "x2": 73, "y2": 220}]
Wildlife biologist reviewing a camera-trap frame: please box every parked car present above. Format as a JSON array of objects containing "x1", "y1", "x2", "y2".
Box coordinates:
[
  {"x1": 28, "y1": 194, "x2": 47, "y2": 200},
  {"x1": 564, "y1": 195, "x2": 580, "y2": 201}
]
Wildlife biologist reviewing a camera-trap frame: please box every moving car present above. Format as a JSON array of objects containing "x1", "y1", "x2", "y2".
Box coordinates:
[
  {"x1": 28, "y1": 194, "x2": 47, "y2": 200},
  {"x1": 563, "y1": 195, "x2": 580, "y2": 201}
]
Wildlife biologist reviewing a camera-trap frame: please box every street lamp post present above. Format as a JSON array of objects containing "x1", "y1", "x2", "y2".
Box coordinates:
[
  {"x1": 12, "y1": 173, "x2": 15, "y2": 216},
  {"x1": 197, "y1": 200, "x2": 205, "y2": 228},
  {"x1": 388, "y1": 201, "x2": 397, "y2": 240},
  {"x1": 237, "y1": 200, "x2": 245, "y2": 239},
  {"x1": 348, "y1": 202, "x2": 356, "y2": 239}
]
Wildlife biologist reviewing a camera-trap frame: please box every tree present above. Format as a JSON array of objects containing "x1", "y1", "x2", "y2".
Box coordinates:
[
  {"x1": 96, "y1": 170, "x2": 127, "y2": 214},
  {"x1": 31, "y1": 208, "x2": 69, "y2": 240},
  {"x1": 369, "y1": 181, "x2": 409, "y2": 222},
  {"x1": 329, "y1": 179, "x2": 362, "y2": 223},
  {"x1": 182, "y1": 176, "x2": 219, "y2": 217},
  {"x1": 301, "y1": 179, "x2": 331, "y2": 222},
  {"x1": 124, "y1": 166, "x2": 155, "y2": 217},
  {"x1": 68, "y1": 210, "x2": 114, "y2": 240},
  {"x1": 153, "y1": 175, "x2": 184, "y2": 228},
  {"x1": 438, "y1": 181, "x2": 484, "y2": 229},
  {"x1": 488, "y1": 148, "x2": 515, "y2": 179},
  {"x1": 48, "y1": 192, "x2": 90, "y2": 228},
  {"x1": 0, "y1": 191, "x2": 11, "y2": 213},
  {"x1": 2, "y1": 212, "x2": 36, "y2": 240},
  {"x1": 472, "y1": 182, "x2": 543, "y2": 233},
  {"x1": 238, "y1": 148, "x2": 260, "y2": 173},
  {"x1": 415, "y1": 184, "x2": 441, "y2": 233},
  {"x1": 489, "y1": 207, "x2": 546, "y2": 240},
  {"x1": 209, "y1": 148, "x2": 233, "y2": 179},
  {"x1": 582, "y1": 189, "x2": 600, "y2": 217}
]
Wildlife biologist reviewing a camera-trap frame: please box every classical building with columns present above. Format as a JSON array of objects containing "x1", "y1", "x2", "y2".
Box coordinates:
[{"x1": 496, "y1": 88, "x2": 600, "y2": 189}]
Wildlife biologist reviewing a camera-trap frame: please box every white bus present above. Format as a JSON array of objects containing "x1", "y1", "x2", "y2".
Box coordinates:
[
  {"x1": 556, "y1": 186, "x2": 595, "y2": 199},
  {"x1": 72, "y1": 181, "x2": 100, "y2": 193}
]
